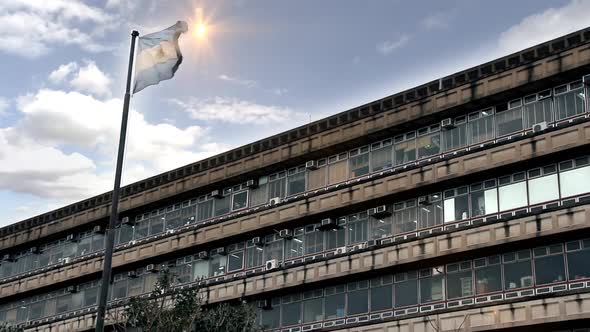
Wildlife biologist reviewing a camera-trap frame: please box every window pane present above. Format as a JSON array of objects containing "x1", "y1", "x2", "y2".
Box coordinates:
[
  {"x1": 475, "y1": 265, "x2": 502, "y2": 294},
  {"x1": 371, "y1": 285, "x2": 392, "y2": 311},
  {"x1": 181, "y1": 205, "x2": 196, "y2": 225},
  {"x1": 328, "y1": 160, "x2": 348, "y2": 184},
  {"x1": 232, "y1": 191, "x2": 248, "y2": 210},
  {"x1": 193, "y1": 260, "x2": 209, "y2": 280},
  {"x1": 420, "y1": 274, "x2": 444, "y2": 303},
  {"x1": 469, "y1": 114, "x2": 494, "y2": 144},
  {"x1": 348, "y1": 216, "x2": 368, "y2": 244},
  {"x1": 287, "y1": 172, "x2": 306, "y2": 196},
  {"x1": 134, "y1": 220, "x2": 149, "y2": 239},
  {"x1": 417, "y1": 132, "x2": 440, "y2": 159},
  {"x1": 149, "y1": 216, "x2": 165, "y2": 235},
  {"x1": 260, "y1": 306, "x2": 280, "y2": 329},
  {"x1": 523, "y1": 98, "x2": 553, "y2": 128},
  {"x1": 504, "y1": 259, "x2": 533, "y2": 290},
  {"x1": 496, "y1": 108, "x2": 523, "y2": 136},
  {"x1": 303, "y1": 297, "x2": 323, "y2": 323},
  {"x1": 394, "y1": 205, "x2": 417, "y2": 234},
  {"x1": 214, "y1": 196, "x2": 230, "y2": 216},
  {"x1": 197, "y1": 200, "x2": 213, "y2": 221},
  {"x1": 91, "y1": 234, "x2": 104, "y2": 252},
  {"x1": 269, "y1": 178, "x2": 287, "y2": 198},
  {"x1": 418, "y1": 199, "x2": 443, "y2": 229},
  {"x1": 281, "y1": 302, "x2": 301, "y2": 326},
  {"x1": 528, "y1": 174, "x2": 559, "y2": 205},
  {"x1": 394, "y1": 140, "x2": 416, "y2": 165},
  {"x1": 348, "y1": 283, "x2": 368, "y2": 315},
  {"x1": 499, "y1": 182, "x2": 527, "y2": 211},
  {"x1": 371, "y1": 147, "x2": 393, "y2": 171},
  {"x1": 165, "y1": 210, "x2": 183, "y2": 230},
  {"x1": 308, "y1": 168, "x2": 327, "y2": 190},
  {"x1": 304, "y1": 229, "x2": 324, "y2": 255},
  {"x1": 443, "y1": 195, "x2": 469, "y2": 222},
  {"x1": 112, "y1": 279, "x2": 127, "y2": 299},
  {"x1": 534, "y1": 253, "x2": 566, "y2": 285},
  {"x1": 325, "y1": 292, "x2": 346, "y2": 319},
  {"x1": 325, "y1": 228, "x2": 346, "y2": 250},
  {"x1": 246, "y1": 246, "x2": 264, "y2": 268},
  {"x1": 471, "y1": 189, "x2": 498, "y2": 217},
  {"x1": 447, "y1": 270, "x2": 473, "y2": 299},
  {"x1": 349, "y1": 153, "x2": 370, "y2": 178},
  {"x1": 250, "y1": 182, "x2": 268, "y2": 206},
  {"x1": 567, "y1": 246, "x2": 590, "y2": 280},
  {"x1": 394, "y1": 279, "x2": 418, "y2": 307},
  {"x1": 209, "y1": 255, "x2": 226, "y2": 277},
  {"x1": 555, "y1": 89, "x2": 585, "y2": 120},
  {"x1": 117, "y1": 224, "x2": 134, "y2": 244},
  {"x1": 285, "y1": 234, "x2": 304, "y2": 259},
  {"x1": 370, "y1": 216, "x2": 393, "y2": 240},
  {"x1": 264, "y1": 239, "x2": 284, "y2": 262},
  {"x1": 228, "y1": 251, "x2": 244, "y2": 272},
  {"x1": 77, "y1": 237, "x2": 92, "y2": 256},
  {"x1": 560, "y1": 165, "x2": 590, "y2": 198},
  {"x1": 442, "y1": 123, "x2": 467, "y2": 152}
]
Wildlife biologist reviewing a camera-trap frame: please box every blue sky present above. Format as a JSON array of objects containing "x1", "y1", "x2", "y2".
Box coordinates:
[{"x1": 1, "y1": 0, "x2": 589, "y2": 227}]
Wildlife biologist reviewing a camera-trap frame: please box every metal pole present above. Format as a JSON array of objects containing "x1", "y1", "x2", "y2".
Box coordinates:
[{"x1": 95, "y1": 30, "x2": 139, "y2": 332}]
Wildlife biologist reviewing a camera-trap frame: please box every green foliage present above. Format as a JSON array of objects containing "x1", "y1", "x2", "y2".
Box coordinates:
[
  {"x1": 119, "y1": 269, "x2": 260, "y2": 332},
  {"x1": 0, "y1": 322, "x2": 23, "y2": 332}
]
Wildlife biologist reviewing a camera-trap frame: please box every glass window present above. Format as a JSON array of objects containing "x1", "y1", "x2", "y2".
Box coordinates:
[
  {"x1": 112, "y1": 278, "x2": 128, "y2": 299},
  {"x1": 370, "y1": 276, "x2": 393, "y2": 312},
  {"x1": 91, "y1": 234, "x2": 104, "y2": 252},
  {"x1": 496, "y1": 106, "x2": 523, "y2": 136},
  {"x1": 29, "y1": 300, "x2": 45, "y2": 320},
  {"x1": 117, "y1": 224, "x2": 134, "y2": 245},
  {"x1": 56, "y1": 294, "x2": 72, "y2": 314},
  {"x1": 197, "y1": 199, "x2": 213, "y2": 221},
  {"x1": 325, "y1": 285, "x2": 346, "y2": 319},
  {"x1": 503, "y1": 250, "x2": 533, "y2": 290},
  {"x1": 304, "y1": 226, "x2": 324, "y2": 255},
  {"x1": 534, "y1": 244, "x2": 566, "y2": 285},
  {"x1": 209, "y1": 254, "x2": 226, "y2": 277},
  {"x1": 285, "y1": 229, "x2": 304, "y2": 259},
  {"x1": 214, "y1": 195, "x2": 230, "y2": 216},
  {"x1": 348, "y1": 280, "x2": 369, "y2": 315},
  {"x1": 560, "y1": 163, "x2": 590, "y2": 198},
  {"x1": 327, "y1": 159, "x2": 348, "y2": 184},
  {"x1": 468, "y1": 109, "x2": 495, "y2": 144},
  {"x1": 394, "y1": 134, "x2": 416, "y2": 165},
  {"x1": 498, "y1": 175, "x2": 528, "y2": 211},
  {"x1": 192, "y1": 259, "x2": 209, "y2": 281},
  {"x1": 308, "y1": 166, "x2": 327, "y2": 190},
  {"x1": 303, "y1": 290, "x2": 324, "y2": 323},
  {"x1": 134, "y1": 220, "x2": 149, "y2": 239},
  {"x1": 287, "y1": 170, "x2": 306, "y2": 196},
  {"x1": 281, "y1": 294, "x2": 302, "y2": 326},
  {"x1": 348, "y1": 214, "x2": 368, "y2": 244},
  {"x1": 128, "y1": 276, "x2": 145, "y2": 295},
  {"x1": 419, "y1": 268, "x2": 444, "y2": 303},
  {"x1": 227, "y1": 250, "x2": 244, "y2": 272},
  {"x1": 231, "y1": 191, "x2": 248, "y2": 211},
  {"x1": 394, "y1": 200, "x2": 417, "y2": 234},
  {"x1": 470, "y1": 181, "x2": 498, "y2": 217},
  {"x1": 83, "y1": 285, "x2": 98, "y2": 307},
  {"x1": 370, "y1": 215, "x2": 393, "y2": 240},
  {"x1": 418, "y1": 194, "x2": 443, "y2": 229},
  {"x1": 246, "y1": 242, "x2": 264, "y2": 268},
  {"x1": 370, "y1": 145, "x2": 393, "y2": 171},
  {"x1": 555, "y1": 87, "x2": 585, "y2": 120},
  {"x1": 442, "y1": 120, "x2": 467, "y2": 152},
  {"x1": 443, "y1": 187, "x2": 470, "y2": 223},
  {"x1": 566, "y1": 239, "x2": 590, "y2": 280},
  {"x1": 325, "y1": 225, "x2": 346, "y2": 250},
  {"x1": 264, "y1": 237, "x2": 284, "y2": 262},
  {"x1": 149, "y1": 215, "x2": 165, "y2": 236},
  {"x1": 446, "y1": 262, "x2": 473, "y2": 299},
  {"x1": 394, "y1": 271, "x2": 418, "y2": 308},
  {"x1": 528, "y1": 169, "x2": 559, "y2": 205},
  {"x1": 268, "y1": 175, "x2": 287, "y2": 198},
  {"x1": 474, "y1": 256, "x2": 502, "y2": 295},
  {"x1": 417, "y1": 130, "x2": 440, "y2": 159},
  {"x1": 523, "y1": 96, "x2": 553, "y2": 128},
  {"x1": 260, "y1": 298, "x2": 280, "y2": 329},
  {"x1": 165, "y1": 210, "x2": 183, "y2": 230},
  {"x1": 349, "y1": 152, "x2": 370, "y2": 178},
  {"x1": 250, "y1": 178, "x2": 268, "y2": 206},
  {"x1": 77, "y1": 237, "x2": 92, "y2": 256}
]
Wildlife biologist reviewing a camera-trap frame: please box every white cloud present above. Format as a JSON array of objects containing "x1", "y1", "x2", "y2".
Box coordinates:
[
  {"x1": 377, "y1": 34, "x2": 411, "y2": 55},
  {"x1": 70, "y1": 61, "x2": 111, "y2": 96},
  {"x1": 218, "y1": 74, "x2": 258, "y2": 88},
  {"x1": 497, "y1": 0, "x2": 590, "y2": 56},
  {"x1": 0, "y1": 97, "x2": 9, "y2": 117},
  {"x1": 170, "y1": 97, "x2": 300, "y2": 124},
  {"x1": 0, "y1": 1, "x2": 114, "y2": 58},
  {"x1": 421, "y1": 10, "x2": 455, "y2": 31},
  {"x1": 48, "y1": 62, "x2": 78, "y2": 84}
]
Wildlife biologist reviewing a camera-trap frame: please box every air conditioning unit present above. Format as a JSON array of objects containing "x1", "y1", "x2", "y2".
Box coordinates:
[
  {"x1": 127, "y1": 271, "x2": 138, "y2": 278},
  {"x1": 2, "y1": 254, "x2": 15, "y2": 262},
  {"x1": 60, "y1": 257, "x2": 71, "y2": 264},
  {"x1": 122, "y1": 216, "x2": 134, "y2": 226},
  {"x1": 211, "y1": 189, "x2": 223, "y2": 198},
  {"x1": 246, "y1": 179, "x2": 258, "y2": 188},
  {"x1": 66, "y1": 234, "x2": 79, "y2": 242},
  {"x1": 532, "y1": 121, "x2": 548, "y2": 133},
  {"x1": 418, "y1": 196, "x2": 430, "y2": 205},
  {"x1": 166, "y1": 229, "x2": 175, "y2": 235},
  {"x1": 441, "y1": 118, "x2": 455, "y2": 129},
  {"x1": 146, "y1": 264, "x2": 158, "y2": 273},
  {"x1": 334, "y1": 246, "x2": 347, "y2": 255},
  {"x1": 251, "y1": 236, "x2": 263, "y2": 246},
  {"x1": 366, "y1": 239, "x2": 378, "y2": 247},
  {"x1": 279, "y1": 229, "x2": 293, "y2": 239},
  {"x1": 93, "y1": 225, "x2": 105, "y2": 234},
  {"x1": 212, "y1": 247, "x2": 227, "y2": 255},
  {"x1": 257, "y1": 299, "x2": 272, "y2": 310},
  {"x1": 29, "y1": 247, "x2": 40, "y2": 255},
  {"x1": 368, "y1": 205, "x2": 392, "y2": 218},
  {"x1": 319, "y1": 217, "x2": 338, "y2": 230},
  {"x1": 269, "y1": 197, "x2": 281, "y2": 206},
  {"x1": 265, "y1": 259, "x2": 278, "y2": 271},
  {"x1": 198, "y1": 251, "x2": 209, "y2": 260},
  {"x1": 305, "y1": 160, "x2": 318, "y2": 170},
  {"x1": 66, "y1": 285, "x2": 78, "y2": 293},
  {"x1": 129, "y1": 240, "x2": 137, "y2": 246}
]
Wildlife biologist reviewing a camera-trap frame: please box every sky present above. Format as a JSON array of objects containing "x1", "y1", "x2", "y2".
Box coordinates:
[{"x1": 1, "y1": 0, "x2": 590, "y2": 227}]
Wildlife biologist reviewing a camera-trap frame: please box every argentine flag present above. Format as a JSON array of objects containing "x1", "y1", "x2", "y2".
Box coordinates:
[{"x1": 133, "y1": 21, "x2": 188, "y2": 93}]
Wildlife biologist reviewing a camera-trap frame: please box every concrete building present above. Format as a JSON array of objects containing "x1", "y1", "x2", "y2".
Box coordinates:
[{"x1": 2, "y1": 28, "x2": 590, "y2": 332}]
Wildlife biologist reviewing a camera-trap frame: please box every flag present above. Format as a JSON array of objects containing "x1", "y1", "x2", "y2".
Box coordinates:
[{"x1": 133, "y1": 21, "x2": 188, "y2": 93}]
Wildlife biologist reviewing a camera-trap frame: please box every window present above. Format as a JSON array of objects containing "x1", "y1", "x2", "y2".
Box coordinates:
[
  {"x1": 180, "y1": 204, "x2": 196, "y2": 225},
  {"x1": 149, "y1": 215, "x2": 165, "y2": 236},
  {"x1": 394, "y1": 200, "x2": 417, "y2": 234},
  {"x1": 285, "y1": 228, "x2": 304, "y2": 259},
  {"x1": 56, "y1": 294, "x2": 72, "y2": 314},
  {"x1": 503, "y1": 250, "x2": 533, "y2": 290},
  {"x1": 83, "y1": 285, "x2": 98, "y2": 307},
  {"x1": 528, "y1": 165, "x2": 559, "y2": 205},
  {"x1": 117, "y1": 224, "x2": 134, "y2": 245},
  {"x1": 209, "y1": 253, "x2": 227, "y2": 277},
  {"x1": 77, "y1": 236, "x2": 92, "y2": 256},
  {"x1": 533, "y1": 244, "x2": 566, "y2": 285},
  {"x1": 112, "y1": 278, "x2": 128, "y2": 299},
  {"x1": 325, "y1": 221, "x2": 346, "y2": 250},
  {"x1": 327, "y1": 154, "x2": 348, "y2": 184},
  {"x1": 232, "y1": 191, "x2": 248, "y2": 211},
  {"x1": 264, "y1": 235, "x2": 284, "y2": 262},
  {"x1": 192, "y1": 259, "x2": 209, "y2": 281},
  {"x1": 370, "y1": 214, "x2": 393, "y2": 240},
  {"x1": 419, "y1": 267, "x2": 444, "y2": 303},
  {"x1": 304, "y1": 225, "x2": 323, "y2": 255},
  {"x1": 214, "y1": 195, "x2": 230, "y2": 216},
  {"x1": 91, "y1": 233, "x2": 104, "y2": 252},
  {"x1": 446, "y1": 262, "x2": 473, "y2": 299},
  {"x1": 324, "y1": 285, "x2": 346, "y2": 319},
  {"x1": 416, "y1": 126, "x2": 441, "y2": 159},
  {"x1": 370, "y1": 140, "x2": 393, "y2": 171},
  {"x1": 349, "y1": 147, "x2": 370, "y2": 178},
  {"x1": 303, "y1": 290, "x2": 324, "y2": 323},
  {"x1": 394, "y1": 271, "x2": 418, "y2": 308},
  {"x1": 523, "y1": 93, "x2": 553, "y2": 128},
  {"x1": 394, "y1": 133, "x2": 416, "y2": 165},
  {"x1": 245, "y1": 240, "x2": 264, "y2": 268},
  {"x1": 468, "y1": 109, "x2": 495, "y2": 144},
  {"x1": 348, "y1": 213, "x2": 369, "y2": 244},
  {"x1": 128, "y1": 275, "x2": 145, "y2": 295},
  {"x1": 442, "y1": 117, "x2": 467, "y2": 152},
  {"x1": 287, "y1": 168, "x2": 306, "y2": 196},
  {"x1": 474, "y1": 256, "x2": 502, "y2": 294},
  {"x1": 470, "y1": 180, "x2": 498, "y2": 217},
  {"x1": 566, "y1": 239, "x2": 590, "y2": 280},
  {"x1": 418, "y1": 193, "x2": 443, "y2": 229},
  {"x1": 443, "y1": 187, "x2": 469, "y2": 223},
  {"x1": 347, "y1": 280, "x2": 369, "y2": 315},
  {"x1": 370, "y1": 276, "x2": 393, "y2": 312},
  {"x1": 250, "y1": 177, "x2": 268, "y2": 206},
  {"x1": 496, "y1": 102, "x2": 523, "y2": 136},
  {"x1": 165, "y1": 210, "x2": 183, "y2": 230},
  {"x1": 260, "y1": 298, "x2": 280, "y2": 329},
  {"x1": 498, "y1": 173, "x2": 528, "y2": 211},
  {"x1": 227, "y1": 245, "x2": 244, "y2": 272},
  {"x1": 281, "y1": 294, "x2": 302, "y2": 326},
  {"x1": 308, "y1": 163, "x2": 327, "y2": 190},
  {"x1": 554, "y1": 83, "x2": 585, "y2": 120},
  {"x1": 268, "y1": 172, "x2": 287, "y2": 198},
  {"x1": 134, "y1": 220, "x2": 149, "y2": 239},
  {"x1": 197, "y1": 198, "x2": 213, "y2": 221},
  {"x1": 559, "y1": 156, "x2": 590, "y2": 198}
]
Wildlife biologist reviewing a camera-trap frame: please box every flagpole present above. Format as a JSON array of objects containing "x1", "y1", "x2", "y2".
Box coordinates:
[{"x1": 95, "y1": 29, "x2": 139, "y2": 332}]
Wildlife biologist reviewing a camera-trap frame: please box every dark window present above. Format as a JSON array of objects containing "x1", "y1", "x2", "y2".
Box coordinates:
[
  {"x1": 370, "y1": 276, "x2": 393, "y2": 311},
  {"x1": 347, "y1": 281, "x2": 369, "y2": 315},
  {"x1": 394, "y1": 272, "x2": 418, "y2": 308},
  {"x1": 475, "y1": 256, "x2": 503, "y2": 294},
  {"x1": 503, "y1": 250, "x2": 533, "y2": 289},
  {"x1": 567, "y1": 240, "x2": 590, "y2": 280},
  {"x1": 534, "y1": 245, "x2": 566, "y2": 285},
  {"x1": 325, "y1": 285, "x2": 346, "y2": 319},
  {"x1": 232, "y1": 191, "x2": 248, "y2": 210}
]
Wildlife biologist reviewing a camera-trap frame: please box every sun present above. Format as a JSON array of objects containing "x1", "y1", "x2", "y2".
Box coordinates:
[{"x1": 194, "y1": 22, "x2": 207, "y2": 39}]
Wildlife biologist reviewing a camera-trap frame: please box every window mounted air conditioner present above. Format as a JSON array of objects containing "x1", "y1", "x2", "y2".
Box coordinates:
[
  {"x1": 122, "y1": 216, "x2": 134, "y2": 226},
  {"x1": 2, "y1": 254, "x2": 15, "y2": 262},
  {"x1": 66, "y1": 234, "x2": 79, "y2": 242},
  {"x1": 29, "y1": 247, "x2": 40, "y2": 255},
  {"x1": 319, "y1": 217, "x2": 338, "y2": 230},
  {"x1": 251, "y1": 236, "x2": 263, "y2": 246},
  {"x1": 366, "y1": 239, "x2": 378, "y2": 247},
  {"x1": 521, "y1": 276, "x2": 534, "y2": 287},
  {"x1": 265, "y1": 259, "x2": 278, "y2": 271},
  {"x1": 211, "y1": 189, "x2": 223, "y2": 198},
  {"x1": 146, "y1": 264, "x2": 158, "y2": 273},
  {"x1": 269, "y1": 197, "x2": 281, "y2": 206},
  {"x1": 441, "y1": 118, "x2": 455, "y2": 129},
  {"x1": 246, "y1": 179, "x2": 258, "y2": 188},
  {"x1": 532, "y1": 121, "x2": 548, "y2": 133},
  {"x1": 279, "y1": 229, "x2": 293, "y2": 239},
  {"x1": 334, "y1": 246, "x2": 347, "y2": 255},
  {"x1": 60, "y1": 257, "x2": 71, "y2": 264},
  {"x1": 198, "y1": 251, "x2": 209, "y2": 260},
  {"x1": 257, "y1": 299, "x2": 272, "y2": 310},
  {"x1": 305, "y1": 160, "x2": 318, "y2": 170},
  {"x1": 166, "y1": 229, "x2": 175, "y2": 235},
  {"x1": 418, "y1": 196, "x2": 430, "y2": 205},
  {"x1": 213, "y1": 247, "x2": 227, "y2": 255},
  {"x1": 127, "y1": 271, "x2": 138, "y2": 278},
  {"x1": 368, "y1": 205, "x2": 392, "y2": 218},
  {"x1": 93, "y1": 225, "x2": 105, "y2": 234}
]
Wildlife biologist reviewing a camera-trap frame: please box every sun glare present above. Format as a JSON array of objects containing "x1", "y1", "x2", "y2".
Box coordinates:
[{"x1": 195, "y1": 22, "x2": 207, "y2": 39}]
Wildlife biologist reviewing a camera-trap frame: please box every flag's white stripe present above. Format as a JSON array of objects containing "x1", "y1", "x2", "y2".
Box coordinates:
[{"x1": 135, "y1": 40, "x2": 178, "y2": 74}]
